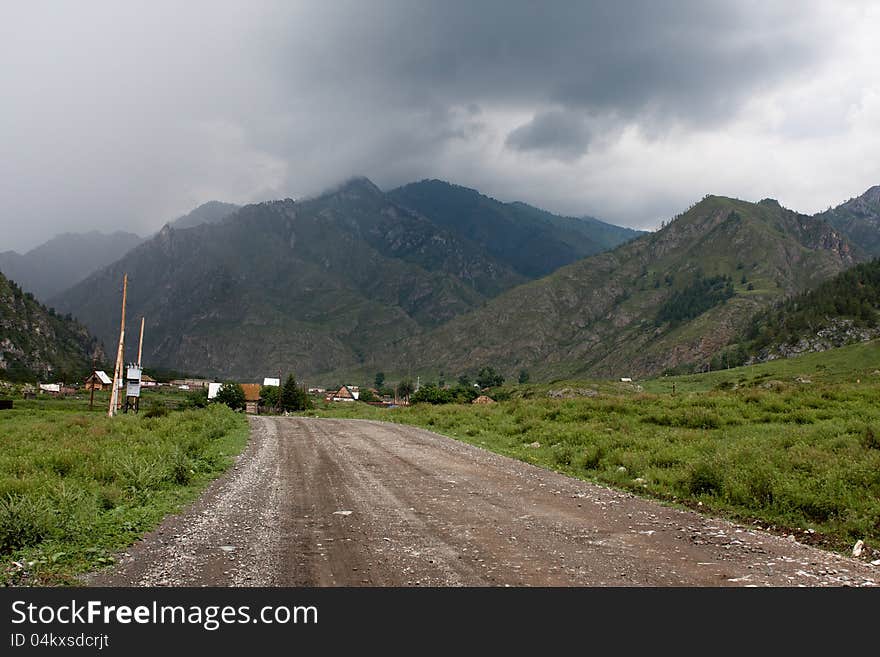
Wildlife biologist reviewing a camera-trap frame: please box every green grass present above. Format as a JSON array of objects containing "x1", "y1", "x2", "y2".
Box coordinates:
[
  {"x1": 0, "y1": 399, "x2": 248, "y2": 585},
  {"x1": 308, "y1": 354, "x2": 880, "y2": 555},
  {"x1": 641, "y1": 340, "x2": 880, "y2": 393}
]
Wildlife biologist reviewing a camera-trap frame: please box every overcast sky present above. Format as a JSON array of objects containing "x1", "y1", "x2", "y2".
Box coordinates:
[{"x1": 2, "y1": 1, "x2": 879, "y2": 252}]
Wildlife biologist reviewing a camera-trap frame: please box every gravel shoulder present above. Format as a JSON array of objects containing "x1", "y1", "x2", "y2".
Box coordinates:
[{"x1": 87, "y1": 416, "x2": 878, "y2": 587}]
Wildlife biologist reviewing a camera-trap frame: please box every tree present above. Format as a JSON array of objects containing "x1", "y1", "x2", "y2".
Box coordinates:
[
  {"x1": 476, "y1": 366, "x2": 504, "y2": 389},
  {"x1": 396, "y1": 379, "x2": 415, "y2": 403},
  {"x1": 374, "y1": 372, "x2": 385, "y2": 389},
  {"x1": 215, "y1": 382, "x2": 245, "y2": 411},
  {"x1": 359, "y1": 388, "x2": 377, "y2": 402},
  {"x1": 410, "y1": 384, "x2": 477, "y2": 405},
  {"x1": 457, "y1": 373, "x2": 470, "y2": 387},
  {"x1": 184, "y1": 387, "x2": 209, "y2": 409},
  {"x1": 280, "y1": 374, "x2": 312, "y2": 412},
  {"x1": 410, "y1": 384, "x2": 453, "y2": 405},
  {"x1": 518, "y1": 369, "x2": 530, "y2": 384},
  {"x1": 260, "y1": 385, "x2": 280, "y2": 411}
]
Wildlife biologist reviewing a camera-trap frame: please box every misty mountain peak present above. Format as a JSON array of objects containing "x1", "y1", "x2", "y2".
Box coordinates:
[
  {"x1": 171, "y1": 200, "x2": 239, "y2": 230},
  {"x1": 330, "y1": 176, "x2": 384, "y2": 199}
]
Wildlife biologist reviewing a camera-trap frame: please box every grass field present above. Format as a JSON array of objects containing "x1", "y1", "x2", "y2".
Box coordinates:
[
  {"x1": 642, "y1": 340, "x2": 880, "y2": 394},
  {"x1": 0, "y1": 394, "x2": 248, "y2": 585},
  {"x1": 310, "y1": 343, "x2": 880, "y2": 556}
]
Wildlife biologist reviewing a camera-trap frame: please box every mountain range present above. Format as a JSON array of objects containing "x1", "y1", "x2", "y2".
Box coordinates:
[
  {"x1": 388, "y1": 195, "x2": 857, "y2": 381},
  {"x1": 47, "y1": 178, "x2": 639, "y2": 379},
  {"x1": 0, "y1": 201, "x2": 243, "y2": 304},
  {"x1": 9, "y1": 179, "x2": 878, "y2": 384},
  {"x1": 0, "y1": 231, "x2": 143, "y2": 301}
]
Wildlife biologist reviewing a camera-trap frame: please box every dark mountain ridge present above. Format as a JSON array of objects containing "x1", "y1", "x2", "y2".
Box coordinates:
[{"x1": 388, "y1": 179, "x2": 642, "y2": 278}]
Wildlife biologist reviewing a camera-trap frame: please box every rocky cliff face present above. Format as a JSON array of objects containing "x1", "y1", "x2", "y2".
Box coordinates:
[
  {"x1": 751, "y1": 318, "x2": 880, "y2": 364},
  {"x1": 0, "y1": 271, "x2": 102, "y2": 382},
  {"x1": 816, "y1": 185, "x2": 880, "y2": 257}
]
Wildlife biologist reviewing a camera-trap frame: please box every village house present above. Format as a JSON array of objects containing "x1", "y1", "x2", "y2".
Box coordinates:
[
  {"x1": 38, "y1": 383, "x2": 61, "y2": 395},
  {"x1": 241, "y1": 383, "x2": 262, "y2": 414},
  {"x1": 330, "y1": 385, "x2": 359, "y2": 402},
  {"x1": 84, "y1": 370, "x2": 112, "y2": 391},
  {"x1": 170, "y1": 378, "x2": 212, "y2": 389}
]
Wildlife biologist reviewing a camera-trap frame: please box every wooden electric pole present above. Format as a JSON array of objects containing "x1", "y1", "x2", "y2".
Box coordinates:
[
  {"x1": 137, "y1": 316, "x2": 145, "y2": 366},
  {"x1": 89, "y1": 356, "x2": 96, "y2": 410},
  {"x1": 108, "y1": 274, "x2": 127, "y2": 417}
]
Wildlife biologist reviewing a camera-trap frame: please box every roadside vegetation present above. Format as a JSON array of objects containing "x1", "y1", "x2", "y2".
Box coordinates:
[
  {"x1": 0, "y1": 392, "x2": 248, "y2": 585},
  {"x1": 310, "y1": 341, "x2": 880, "y2": 556}
]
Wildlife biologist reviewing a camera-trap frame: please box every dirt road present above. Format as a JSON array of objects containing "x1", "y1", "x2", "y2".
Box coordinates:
[{"x1": 88, "y1": 417, "x2": 878, "y2": 586}]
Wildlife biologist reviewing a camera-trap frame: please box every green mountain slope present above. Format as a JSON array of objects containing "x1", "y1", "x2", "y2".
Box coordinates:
[
  {"x1": 816, "y1": 185, "x2": 880, "y2": 256},
  {"x1": 0, "y1": 271, "x2": 101, "y2": 382},
  {"x1": 733, "y1": 258, "x2": 880, "y2": 361},
  {"x1": 50, "y1": 178, "x2": 527, "y2": 379},
  {"x1": 388, "y1": 195, "x2": 857, "y2": 381},
  {"x1": 388, "y1": 179, "x2": 642, "y2": 278},
  {"x1": 0, "y1": 230, "x2": 143, "y2": 301}
]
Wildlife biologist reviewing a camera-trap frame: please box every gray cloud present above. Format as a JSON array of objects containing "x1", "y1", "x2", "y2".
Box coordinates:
[
  {"x1": 0, "y1": 1, "x2": 875, "y2": 253},
  {"x1": 505, "y1": 110, "x2": 593, "y2": 160}
]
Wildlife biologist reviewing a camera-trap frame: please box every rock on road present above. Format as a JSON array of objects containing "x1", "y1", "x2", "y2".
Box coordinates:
[{"x1": 88, "y1": 417, "x2": 878, "y2": 587}]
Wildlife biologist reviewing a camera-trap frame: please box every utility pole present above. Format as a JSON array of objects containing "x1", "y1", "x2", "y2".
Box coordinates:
[
  {"x1": 277, "y1": 369, "x2": 282, "y2": 414},
  {"x1": 137, "y1": 316, "x2": 145, "y2": 366},
  {"x1": 108, "y1": 274, "x2": 127, "y2": 417},
  {"x1": 89, "y1": 356, "x2": 96, "y2": 411}
]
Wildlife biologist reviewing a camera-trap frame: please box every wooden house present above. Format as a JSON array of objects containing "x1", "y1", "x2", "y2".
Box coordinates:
[
  {"x1": 84, "y1": 370, "x2": 113, "y2": 391},
  {"x1": 241, "y1": 383, "x2": 262, "y2": 414},
  {"x1": 331, "y1": 385, "x2": 359, "y2": 402}
]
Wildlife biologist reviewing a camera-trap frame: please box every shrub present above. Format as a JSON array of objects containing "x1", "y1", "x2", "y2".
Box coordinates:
[
  {"x1": 183, "y1": 388, "x2": 209, "y2": 409},
  {"x1": 143, "y1": 402, "x2": 168, "y2": 418},
  {"x1": 168, "y1": 449, "x2": 193, "y2": 486},
  {"x1": 580, "y1": 445, "x2": 604, "y2": 471},
  {"x1": 115, "y1": 455, "x2": 164, "y2": 493},
  {"x1": 0, "y1": 494, "x2": 54, "y2": 553},
  {"x1": 862, "y1": 425, "x2": 880, "y2": 450},
  {"x1": 687, "y1": 460, "x2": 724, "y2": 496}
]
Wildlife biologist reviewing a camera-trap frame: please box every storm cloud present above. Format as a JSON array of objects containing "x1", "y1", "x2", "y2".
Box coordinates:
[{"x1": 1, "y1": 1, "x2": 878, "y2": 252}]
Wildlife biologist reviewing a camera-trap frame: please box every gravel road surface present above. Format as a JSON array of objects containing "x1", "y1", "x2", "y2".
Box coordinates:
[{"x1": 87, "y1": 416, "x2": 878, "y2": 587}]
